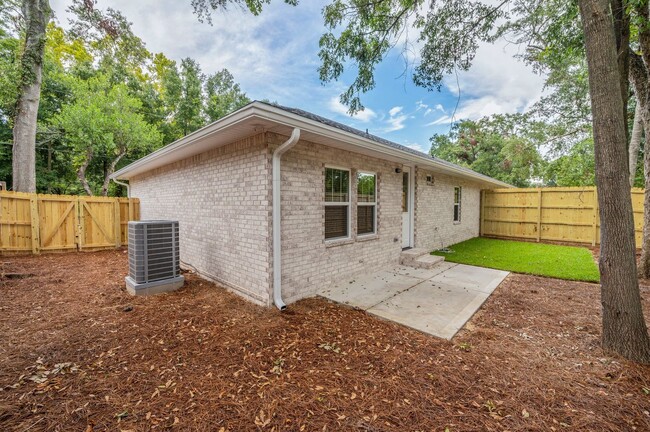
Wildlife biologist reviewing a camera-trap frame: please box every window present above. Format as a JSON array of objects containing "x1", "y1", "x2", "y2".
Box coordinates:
[
  {"x1": 454, "y1": 186, "x2": 462, "y2": 222},
  {"x1": 325, "y1": 167, "x2": 350, "y2": 239},
  {"x1": 357, "y1": 172, "x2": 376, "y2": 235}
]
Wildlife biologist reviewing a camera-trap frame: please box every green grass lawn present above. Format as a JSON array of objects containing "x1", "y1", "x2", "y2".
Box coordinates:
[{"x1": 432, "y1": 237, "x2": 600, "y2": 282}]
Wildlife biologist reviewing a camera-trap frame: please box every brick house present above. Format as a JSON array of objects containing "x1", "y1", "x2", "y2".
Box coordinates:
[{"x1": 112, "y1": 102, "x2": 509, "y2": 308}]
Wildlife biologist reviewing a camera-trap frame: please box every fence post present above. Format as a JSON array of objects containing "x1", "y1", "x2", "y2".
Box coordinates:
[
  {"x1": 592, "y1": 188, "x2": 599, "y2": 246},
  {"x1": 480, "y1": 190, "x2": 486, "y2": 237},
  {"x1": 128, "y1": 199, "x2": 134, "y2": 221},
  {"x1": 536, "y1": 188, "x2": 542, "y2": 242},
  {"x1": 114, "y1": 199, "x2": 122, "y2": 248},
  {"x1": 75, "y1": 198, "x2": 83, "y2": 250},
  {"x1": 29, "y1": 196, "x2": 40, "y2": 254}
]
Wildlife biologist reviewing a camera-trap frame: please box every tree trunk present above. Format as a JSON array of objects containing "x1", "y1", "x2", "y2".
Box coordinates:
[
  {"x1": 611, "y1": 0, "x2": 630, "y2": 143},
  {"x1": 579, "y1": 0, "x2": 650, "y2": 364},
  {"x1": 77, "y1": 148, "x2": 94, "y2": 196},
  {"x1": 629, "y1": 103, "x2": 643, "y2": 187},
  {"x1": 629, "y1": 50, "x2": 650, "y2": 278},
  {"x1": 100, "y1": 150, "x2": 127, "y2": 196},
  {"x1": 11, "y1": 0, "x2": 51, "y2": 193}
]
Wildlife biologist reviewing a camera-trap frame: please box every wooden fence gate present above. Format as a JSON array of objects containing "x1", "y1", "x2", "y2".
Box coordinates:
[{"x1": 0, "y1": 191, "x2": 140, "y2": 254}]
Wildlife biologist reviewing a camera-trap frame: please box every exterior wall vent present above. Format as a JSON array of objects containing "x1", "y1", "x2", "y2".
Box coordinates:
[{"x1": 125, "y1": 220, "x2": 184, "y2": 295}]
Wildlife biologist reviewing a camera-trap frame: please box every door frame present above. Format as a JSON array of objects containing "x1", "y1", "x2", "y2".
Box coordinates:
[{"x1": 402, "y1": 165, "x2": 415, "y2": 249}]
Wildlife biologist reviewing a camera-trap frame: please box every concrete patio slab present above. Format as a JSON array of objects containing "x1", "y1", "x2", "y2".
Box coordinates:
[
  {"x1": 429, "y1": 264, "x2": 509, "y2": 295},
  {"x1": 318, "y1": 263, "x2": 509, "y2": 339},
  {"x1": 319, "y1": 269, "x2": 421, "y2": 310},
  {"x1": 393, "y1": 262, "x2": 456, "y2": 280}
]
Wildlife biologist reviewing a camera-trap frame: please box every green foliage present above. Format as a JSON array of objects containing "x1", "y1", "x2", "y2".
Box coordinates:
[
  {"x1": 52, "y1": 74, "x2": 162, "y2": 195},
  {"x1": 0, "y1": 2, "x2": 249, "y2": 195},
  {"x1": 544, "y1": 138, "x2": 595, "y2": 187},
  {"x1": 316, "y1": 0, "x2": 507, "y2": 113},
  {"x1": 177, "y1": 58, "x2": 205, "y2": 136},
  {"x1": 190, "y1": 0, "x2": 298, "y2": 22},
  {"x1": 432, "y1": 237, "x2": 600, "y2": 282},
  {"x1": 204, "y1": 69, "x2": 250, "y2": 122},
  {"x1": 430, "y1": 115, "x2": 543, "y2": 187}
]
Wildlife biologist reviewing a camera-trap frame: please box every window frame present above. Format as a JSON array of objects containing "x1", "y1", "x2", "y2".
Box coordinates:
[
  {"x1": 453, "y1": 186, "x2": 462, "y2": 223},
  {"x1": 356, "y1": 171, "x2": 377, "y2": 236},
  {"x1": 324, "y1": 166, "x2": 351, "y2": 241}
]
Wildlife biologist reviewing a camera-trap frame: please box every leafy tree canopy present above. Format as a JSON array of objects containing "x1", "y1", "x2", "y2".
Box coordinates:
[
  {"x1": 430, "y1": 115, "x2": 544, "y2": 187},
  {"x1": 0, "y1": 0, "x2": 250, "y2": 195}
]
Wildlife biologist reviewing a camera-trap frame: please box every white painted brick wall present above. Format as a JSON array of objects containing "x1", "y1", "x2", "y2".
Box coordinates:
[{"x1": 129, "y1": 134, "x2": 272, "y2": 306}]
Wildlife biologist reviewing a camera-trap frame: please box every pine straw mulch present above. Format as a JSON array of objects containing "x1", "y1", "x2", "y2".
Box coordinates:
[{"x1": 0, "y1": 250, "x2": 649, "y2": 432}]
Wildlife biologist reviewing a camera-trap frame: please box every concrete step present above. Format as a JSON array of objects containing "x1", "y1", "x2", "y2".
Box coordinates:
[
  {"x1": 413, "y1": 254, "x2": 445, "y2": 269},
  {"x1": 400, "y1": 248, "x2": 445, "y2": 269},
  {"x1": 399, "y1": 248, "x2": 430, "y2": 266}
]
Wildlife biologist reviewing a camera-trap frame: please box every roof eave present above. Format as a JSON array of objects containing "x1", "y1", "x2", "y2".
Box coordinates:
[{"x1": 112, "y1": 102, "x2": 511, "y2": 188}]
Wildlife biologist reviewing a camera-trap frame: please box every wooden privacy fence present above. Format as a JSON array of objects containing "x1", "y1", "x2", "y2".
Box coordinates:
[
  {"x1": 0, "y1": 191, "x2": 140, "y2": 254},
  {"x1": 480, "y1": 187, "x2": 644, "y2": 247}
]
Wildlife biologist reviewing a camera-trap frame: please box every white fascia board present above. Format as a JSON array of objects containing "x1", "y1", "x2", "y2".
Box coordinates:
[
  {"x1": 113, "y1": 102, "x2": 511, "y2": 188},
  {"x1": 111, "y1": 107, "x2": 257, "y2": 180},
  {"x1": 251, "y1": 104, "x2": 512, "y2": 188}
]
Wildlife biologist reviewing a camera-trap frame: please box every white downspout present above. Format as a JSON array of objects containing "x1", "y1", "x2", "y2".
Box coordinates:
[
  {"x1": 272, "y1": 128, "x2": 301, "y2": 310},
  {"x1": 112, "y1": 178, "x2": 130, "y2": 198}
]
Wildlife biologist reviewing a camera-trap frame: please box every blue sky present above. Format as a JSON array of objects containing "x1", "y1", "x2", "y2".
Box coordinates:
[{"x1": 50, "y1": 0, "x2": 547, "y2": 154}]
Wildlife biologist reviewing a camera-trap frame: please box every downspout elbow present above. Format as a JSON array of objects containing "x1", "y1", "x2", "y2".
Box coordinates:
[
  {"x1": 112, "y1": 177, "x2": 130, "y2": 198},
  {"x1": 272, "y1": 128, "x2": 301, "y2": 310}
]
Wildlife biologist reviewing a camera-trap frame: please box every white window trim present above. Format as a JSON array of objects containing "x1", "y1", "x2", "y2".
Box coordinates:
[
  {"x1": 454, "y1": 186, "x2": 462, "y2": 223},
  {"x1": 324, "y1": 166, "x2": 351, "y2": 241},
  {"x1": 357, "y1": 171, "x2": 377, "y2": 237}
]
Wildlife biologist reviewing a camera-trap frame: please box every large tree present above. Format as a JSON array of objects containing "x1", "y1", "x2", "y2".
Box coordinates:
[
  {"x1": 204, "y1": 69, "x2": 250, "y2": 122},
  {"x1": 12, "y1": 0, "x2": 51, "y2": 192},
  {"x1": 579, "y1": 0, "x2": 650, "y2": 363},
  {"x1": 0, "y1": 0, "x2": 251, "y2": 194},
  {"x1": 53, "y1": 75, "x2": 161, "y2": 196},
  {"x1": 430, "y1": 115, "x2": 543, "y2": 187}
]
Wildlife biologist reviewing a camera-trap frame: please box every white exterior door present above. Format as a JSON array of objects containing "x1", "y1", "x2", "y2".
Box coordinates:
[{"x1": 402, "y1": 167, "x2": 413, "y2": 248}]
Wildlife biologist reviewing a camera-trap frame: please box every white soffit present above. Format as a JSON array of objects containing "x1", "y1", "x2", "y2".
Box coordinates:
[{"x1": 112, "y1": 102, "x2": 510, "y2": 188}]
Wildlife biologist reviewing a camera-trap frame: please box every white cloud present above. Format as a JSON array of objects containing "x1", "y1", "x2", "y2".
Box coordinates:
[
  {"x1": 382, "y1": 106, "x2": 408, "y2": 133},
  {"x1": 49, "y1": 0, "x2": 329, "y2": 105},
  {"x1": 434, "y1": 104, "x2": 444, "y2": 112},
  {"x1": 403, "y1": 142, "x2": 429, "y2": 153},
  {"x1": 328, "y1": 97, "x2": 377, "y2": 122},
  {"x1": 430, "y1": 41, "x2": 546, "y2": 125}
]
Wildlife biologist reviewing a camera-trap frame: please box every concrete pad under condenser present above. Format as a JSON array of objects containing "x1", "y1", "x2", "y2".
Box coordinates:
[
  {"x1": 125, "y1": 276, "x2": 185, "y2": 296},
  {"x1": 319, "y1": 270, "x2": 422, "y2": 310}
]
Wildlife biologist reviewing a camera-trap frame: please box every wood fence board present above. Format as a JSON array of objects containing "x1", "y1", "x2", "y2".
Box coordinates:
[
  {"x1": 0, "y1": 191, "x2": 139, "y2": 254},
  {"x1": 481, "y1": 186, "x2": 644, "y2": 247}
]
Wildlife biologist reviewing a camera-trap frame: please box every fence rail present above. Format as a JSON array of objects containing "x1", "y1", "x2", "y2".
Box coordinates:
[
  {"x1": 0, "y1": 191, "x2": 140, "y2": 254},
  {"x1": 480, "y1": 187, "x2": 644, "y2": 247}
]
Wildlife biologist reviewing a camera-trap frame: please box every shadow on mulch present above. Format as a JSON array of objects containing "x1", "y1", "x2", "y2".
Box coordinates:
[{"x1": 0, "y1": 249, "x2": 649, "y2": 431}]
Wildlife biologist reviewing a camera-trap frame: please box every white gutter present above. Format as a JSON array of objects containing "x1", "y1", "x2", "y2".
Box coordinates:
[
  {"x1": 112, "y1": 178, "x2": 130, "y2": 198},
  {"x1": 272, "y1": 127, "x2": 301, "y2": 310},
  {"x1": 111, "y1": 102, "x2": 511, "y2": 188}
]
